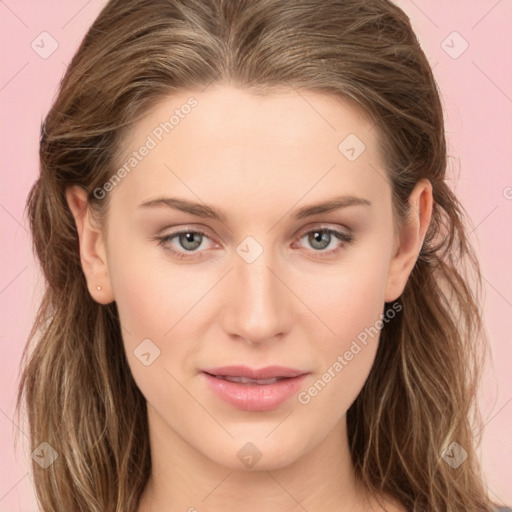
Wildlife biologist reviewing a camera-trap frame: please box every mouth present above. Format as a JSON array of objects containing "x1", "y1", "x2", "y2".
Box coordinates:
[
  {"x1": 202, "y1": 365, "x2": 307, "y2": 380},
  {"x1": 200, "y1": 365, "x2": 310, "y2": 411},
  {"x1": 207, "y1": 375, "x2": 285, "y2": 385}
]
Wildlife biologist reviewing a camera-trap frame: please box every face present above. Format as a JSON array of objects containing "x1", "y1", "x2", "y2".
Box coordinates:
[{"x1": 72, "y1": 84, "x2": 429, "y2": 471}]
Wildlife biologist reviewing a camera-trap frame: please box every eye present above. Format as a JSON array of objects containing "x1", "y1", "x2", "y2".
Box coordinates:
[
  {"x1": 154, "y1": 225, "x2": 354, "y2": 261},
  {"x1": 294, "y1": 226, "x2": 354, "y2": 258},
  {"x1": 154, "y1": 229, "x2": 215, "y2": 260}
]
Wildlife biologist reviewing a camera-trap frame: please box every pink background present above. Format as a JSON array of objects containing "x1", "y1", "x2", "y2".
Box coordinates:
[{"x1": 1, "y1": 1, "x2": 510, "y2": 510}]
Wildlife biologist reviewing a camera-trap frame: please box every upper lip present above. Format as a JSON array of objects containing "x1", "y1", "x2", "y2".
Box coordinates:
[{"x1": 202, "y1": 365, "x2": 308, "y2": 380}]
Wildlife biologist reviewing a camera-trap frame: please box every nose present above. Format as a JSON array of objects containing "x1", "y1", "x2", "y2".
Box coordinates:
[{"x1": 221, "y1": 248, "x2": 295, "y2": 346}]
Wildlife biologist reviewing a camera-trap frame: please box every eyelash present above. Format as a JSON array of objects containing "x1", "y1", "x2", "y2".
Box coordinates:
[{"x1": 154, "y1": 225, "x2": 354, "y2": 261}]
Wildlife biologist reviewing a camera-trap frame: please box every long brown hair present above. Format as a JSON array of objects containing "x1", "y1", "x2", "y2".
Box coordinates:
[{"x1": 16, "y1": 0, "x2": 500, "y2": 510}]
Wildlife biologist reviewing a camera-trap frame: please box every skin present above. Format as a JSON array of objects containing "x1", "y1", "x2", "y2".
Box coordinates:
[{"x1": 66, "y1": 84, "x2": 432, "y2": 512}]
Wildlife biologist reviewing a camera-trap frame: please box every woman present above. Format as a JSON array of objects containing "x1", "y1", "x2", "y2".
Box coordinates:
[{"x1": 15, "y1": 0, "x2": 511, "y2": 511}]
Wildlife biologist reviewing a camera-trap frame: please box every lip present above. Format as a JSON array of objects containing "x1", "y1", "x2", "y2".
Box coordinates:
[
  {"x1": 201, "y1": 365, "x2": 310, "y2": 412},
  {"x1": 202, "y1": 365, "x2": 307, "y2": 380}
]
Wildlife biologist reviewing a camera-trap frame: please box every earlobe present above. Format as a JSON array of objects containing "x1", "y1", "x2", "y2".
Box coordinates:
[
  {"x1": 65, "y1": 185, "x2": 115, "y2": 304},
  {"x1": 384, "y1": 179, "x2": 433, "y2": 302}
]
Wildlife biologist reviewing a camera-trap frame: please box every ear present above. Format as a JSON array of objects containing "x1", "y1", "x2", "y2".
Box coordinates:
[
  {"x1": 65, "y1": 185, "x2": 115, "y2": 304},
  {"x1": 384, "y1": 179, "x2": 433, "y2": 302}
]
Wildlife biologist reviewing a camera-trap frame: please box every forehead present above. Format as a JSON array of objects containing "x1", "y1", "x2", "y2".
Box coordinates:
[
  {"x1": 109, "y1": 84, "x2": 387, "y2": 217},
  {"x1": 120, "y1": 84, "x2": 377, "y2": 152}
]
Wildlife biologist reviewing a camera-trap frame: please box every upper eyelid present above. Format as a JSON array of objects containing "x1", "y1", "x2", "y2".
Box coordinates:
[
  {"x1": 296, "y1": 223, "x2": 350, "y2": 237},
  {"x1": 160, "y1": 224, "x2": 351, "y2": 249},
  {"x1": 160, "y1": 223, "x2": 350, "y2": 240}
]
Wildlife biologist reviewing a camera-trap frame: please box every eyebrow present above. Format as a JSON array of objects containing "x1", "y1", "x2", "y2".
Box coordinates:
[{"x1": 137, "y1": 195, "x2": 372, "y2": 222}]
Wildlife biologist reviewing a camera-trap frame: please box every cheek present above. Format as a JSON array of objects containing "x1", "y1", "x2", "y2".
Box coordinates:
[
  {"x1": 305, "y1": 253, "x2": 390, "y2": 344},
  {"x1": 297, "y1": 251, "x2": 391, "y2": 406},
  {"x1": 106, "y1": 241, "x2": 201, "y2": 404},
  {"x1": 107, "y1": 226, "x2": 209, "y2": 336},
  {"x1": 105, "y1": 226, "x2": 236, "y2": 393}
]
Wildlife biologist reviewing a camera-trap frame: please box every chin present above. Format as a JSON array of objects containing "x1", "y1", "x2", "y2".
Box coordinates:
[{"x1": 201, "y1": 431, "x2": 307, "y2": 472}]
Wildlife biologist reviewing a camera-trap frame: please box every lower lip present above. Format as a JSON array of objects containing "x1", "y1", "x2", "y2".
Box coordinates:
[{"x1": 201, "y1": 372, "x2": 309, "y2": 411}]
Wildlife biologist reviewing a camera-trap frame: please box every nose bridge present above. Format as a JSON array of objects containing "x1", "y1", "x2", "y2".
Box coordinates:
[{"x1": 222, "y1": 240, "x2": 293, "y2": 343}]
